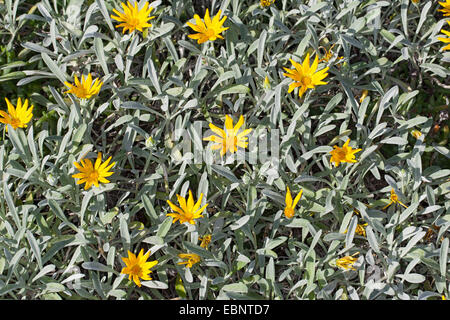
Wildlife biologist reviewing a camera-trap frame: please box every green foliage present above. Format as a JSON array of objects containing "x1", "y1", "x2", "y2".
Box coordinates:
[{"x1": 0, "y1": 0, "x2": 449, "y2": 300}]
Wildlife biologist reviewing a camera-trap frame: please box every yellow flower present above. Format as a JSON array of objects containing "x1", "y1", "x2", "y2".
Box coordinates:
[
  {"x1": 199, "y1": 234, "x2": 212, "y2": 249},
  {"x1": 437, "y1": 20, "x2": 450, "y2": 51},
  {"x1": 383, "y1": 188, "x2": 408, "y2": 210},
  {"x1": 359, "y1": 89, "x2": 369, "y2": 103},
  {"x1": 411, "y1": 0, "x2": 419, "y2": 3},
  {"x1": 187, "y1": 9, "x2": 228, "y2": 44},
  {"x1": 0, "y1": 98, "x2": 33, "y2": 131},
  {"x1": 318, "y1": 44, "x2": 343, "y2": 64},
  {"x1": 344, "y1": 223, "x2": 368, "y2": 237},
  {"x1": 111, "y1": 1, "x2": 155, "y2": 34},
  {"x1": 443, "y1": 295, "x2": 447, "y2": 300},
  {"x1": 336, "y1": 252, "x2": 359, "y2": 271},
  {"x1": 260, "y1": 0, "x2": 275, "y2": 7},
  {"x1": 411, "y1": 130, "x2": 422, "y2": 139},
  {"x1": 64, "y1": 74, "x2": 103, "y2": 99},
  {"x1": 203, "y1": 115, "x2": 252, "y2": 157},
  {"x1": 438, "y1": 0, "x2": 450, "y2": 16},
  {"x1": 72, "y1": 152, "x2": 115, "y2": 190},
  {"x1": 329, "y1": 138, "x2": 362, "y2": 167},
  {"x1": 166, "y1": 189, "x2": 208, "y2": 225},
  {"x1": 178, "y1": 253, "x2": 201, "y2": 268},
  {"x1": 121, "y1": 249, "x2": 158, "y2": 287},
  {"x1": 263, "y1": 75, "x2": 271, "y2": 89},
  {"x1": 283, "y1": 53, "x2": 329, "y2": 98},
  {"x1": 284, "y1": 186, "x2": 303, "y2": 219}
]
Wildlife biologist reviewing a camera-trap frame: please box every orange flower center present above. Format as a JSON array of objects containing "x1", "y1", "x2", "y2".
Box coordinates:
[
  {"x1": 10, "y1": 117, "x2": 22, "y2": 129},
  {"x1": 284, "y1": 207, "x2": 294, "y2": 218},
  {"x1": 335, "y1": 148, "x2": 347, "y2": 159},
  {"x1": 88, "y1": 171, "x2": 99, "y2": 181},
  {"x1": 131, "y1": 264, "x2": 142, "y2": 275},
  {"x1": 301, "y1": 76, "x2": 312, "y2": 87},
  {"x1": 206, "y1": 28, "x2": 216, "y2": 39}
]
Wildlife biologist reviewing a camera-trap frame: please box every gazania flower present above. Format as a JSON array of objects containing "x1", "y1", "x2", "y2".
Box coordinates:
[
  {"x1": 344, "y1": 223, "x2": 368, "y2": 237},
  {"x1": 178, "y1": 253, "x2": 201, "y2": 268},
  {"x1": 438, "y1": 0, "x2": 450, "y2": 16},
  {"x1": 64, "y1": 74, "x2": 103, "y2": 99},
  {"x1": 329, "y1": 138, "x2": 362, "y2": 167},
  {"x1": 263, "y1": 75, "x2": 271, "y2": 90},
  {"x1": 166, "y1": 189, "x2": 208, "y2": 225},
  {"x1": 0, "y1": 98, "x2": 33, "y2": 131},
  {"x1": 121, "y1": 249, "x2": 158, "y2": 287},
  {"x1": 383, "y1": 188, "x2": 408, "y2": 210},
  {"x1": 283, "y1": 53, "x2": 329, "y2": 98},
  {"x1": 72, "y1": 152, "x2": 115, "y2": 190},
  {"x1": 203, "y1": 115, "x2": 252, "y2": 157},
  {"x1": 199, "y1": 234, "x2": 212, "y2": 249},
  {"x1": 437, "y1": 20, "x2": 450, "y2": 51},
  {"x1": 284, "y1": 186, "x2": 303, "y2": 219},
  {"x1": 411, "y1": 130, "x2": 422, "y2": 139},
  {"x1": 359, "y1": 89, "x2": 369, "y2": 103},
  {"x1": 336, "y1": 252, "x2": 359, "y2": 271},
  {"x1": 111, "y1": 1, "x2": 155, "y2": 34},
  {"x1": 260, "y1": 0, "x2": 275, "y2": 7},
  {"x1": 318, "y1": 44, "x2": 343, "y2": 64},
  {"x1": 187, "y1": 9, "x2": 228, "y2": 44}
]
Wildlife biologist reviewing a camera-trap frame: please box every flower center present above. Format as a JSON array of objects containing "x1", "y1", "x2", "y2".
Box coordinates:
[
  {"x1": 10, "y1": 117, "x2": 22, "y2": 129},
  {"x1": 205, "y1": 28, "x2": 217, "y2": 39},
  {"x1": 183, "y1": 210, "x2": 193, "y2": 220},
  {"x1": 88, "y1": 170, "x2": 99, "y2": 181},
  {"x1": 284, "y1": 207, "x2": 294, "y2": 218},
  {"x1": 335, "y1": 148, "x2": 347, "y2": 160},
  {"x1": 130, "y1": 264, "x2": 141, "y2": 276},
  {"x1": 224, "y1": 134, "x2": 238, "y2": 151},
  {"x1": 127, "y1": 17, "x2": 141, "y2": 28},
  {"x1": 301, "y1": 76, "x2": 312, "y2": 87}
]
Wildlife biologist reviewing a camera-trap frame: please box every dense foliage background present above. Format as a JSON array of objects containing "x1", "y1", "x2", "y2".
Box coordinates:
[{"x1": 0, "y1": 0, "x2": 449, "y2": 300}]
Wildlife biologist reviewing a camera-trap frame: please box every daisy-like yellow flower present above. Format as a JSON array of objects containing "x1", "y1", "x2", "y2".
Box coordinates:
[
  {"x1": 187, "y1": 9, "x2": 228, "y2": 44},
  {"x1": 437, "y1": 20, "x2": 450, "y2": 51},
  {"x1": 203, "y1": 115, "x2": 252, "y2": 157},
  {"x1": 199, "y1": 234, "x2": 212, "y2": 249},
  {"x1": 0, "y1": 98, "x2": 33, "y2": 131},
  {"x1": 283, "y1": 53, "x2": 329, "y2": 98},
  {"x1": 64, "y1": 74, "x2": 103, "y2": 99},
  {"x1": 329, "y1": 138, "x2": 362, "y2": 167},
  {"x1": 344, "y1": 223, "x2": 368, "y2": 237},
  {"x1": 72, "y1": 152, "x2": 115, "y2": 190},
  {"x1": 166, "y1": 189, "x2": 208, "y2": 225},
  {"x1": 111, "y1": 1, "x2": 155, "y2": 34},
  {"x1": 382, "y1": 188, "x2": 408, "y2": 210},
  {"x1": 284, "y1": 186, "x2": 303, "y2": 219},
  {"x1": 260, "y1": 0, "x2": 275, "y2": 7},
  {"x1": 411, "y1": 130, "x2": 422, "y2": 139},
  {"x1": 438, "y1": 0, "x2": 450, "y2": 16},
  {"x1": 336, "y1": 252, "x2": 359, "y2": 271},
  {"x1": 318, "y1": 44, "x2": 343, "y2": 64},
  {"x1": 263, "y1": 75, "x2": 271, "y2": 90},
  {"x1": 359, "y1": 89, "x2": 369, "y2": 103},
  {"x1": 178, "y1": 253, "x2": 201, "y2": 268},
  {"x1": 121, "y1": 249, "x2": 158, "y2": 287}
]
